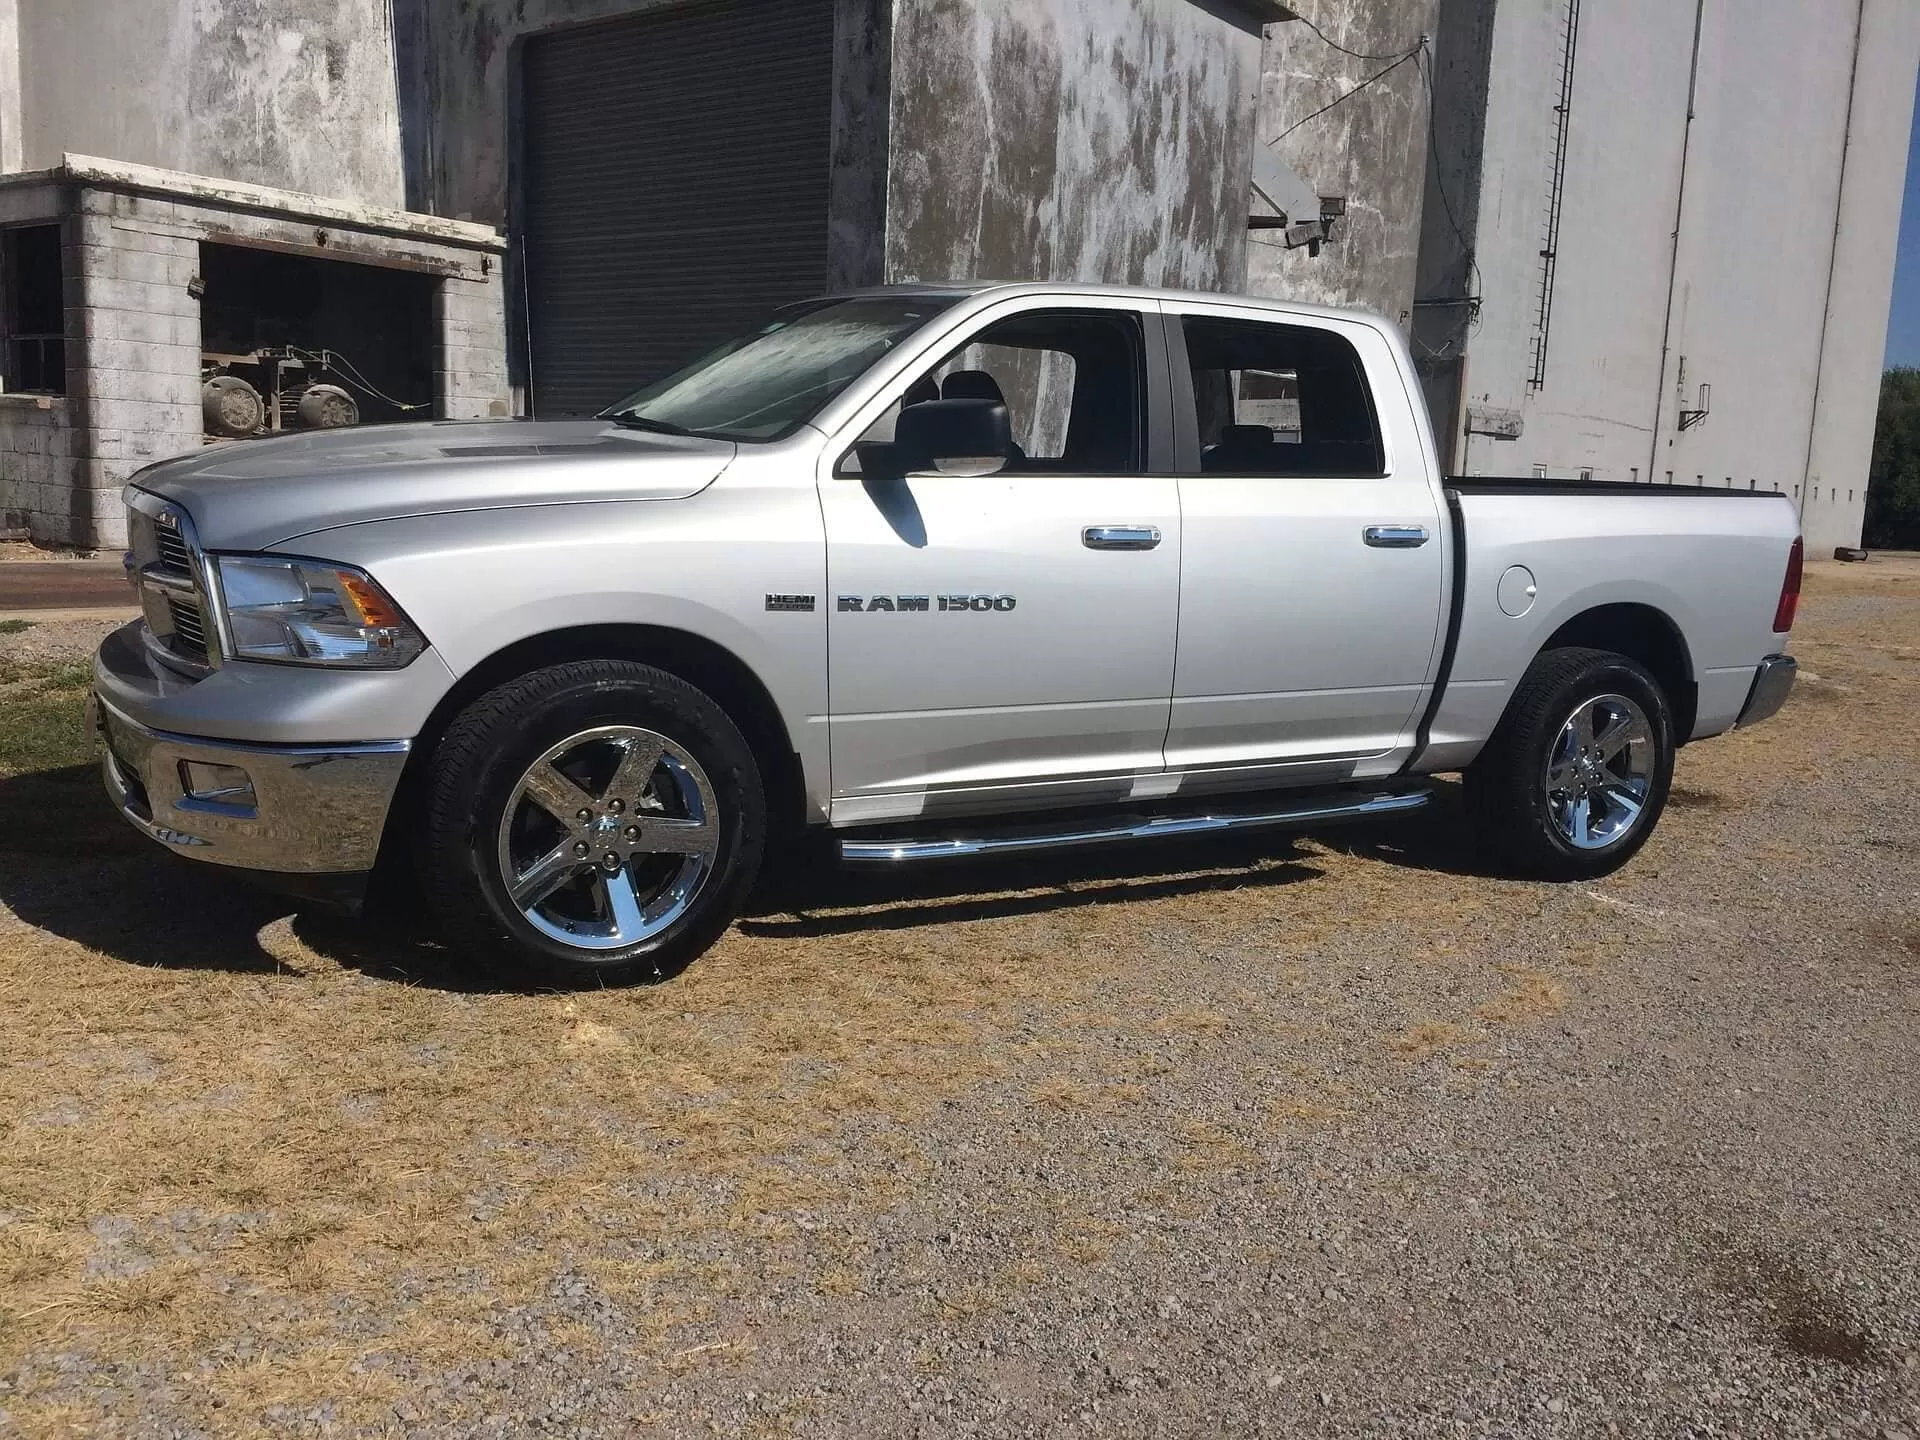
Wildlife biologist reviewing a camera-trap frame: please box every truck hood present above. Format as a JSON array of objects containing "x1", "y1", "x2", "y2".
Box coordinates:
[{"x1": 132, "y1": 419, "x2": 737, "y2": 551}]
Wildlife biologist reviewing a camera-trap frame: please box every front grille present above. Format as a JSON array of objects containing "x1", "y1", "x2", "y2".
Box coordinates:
[
  {"x1": 155, "y1": 523, "x2": 192, "y2": 573},
  {"x1": 130, "y1": 498, "x2": 217, "y2": 674},
  {"x1": 166, "y1": 594, "x2": 209, "y2": 662}
]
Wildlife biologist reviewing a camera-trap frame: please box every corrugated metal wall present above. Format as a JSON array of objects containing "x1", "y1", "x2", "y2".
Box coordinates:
[{"x1": 518, "y1": 0, "x2": 836, "y2": 417}]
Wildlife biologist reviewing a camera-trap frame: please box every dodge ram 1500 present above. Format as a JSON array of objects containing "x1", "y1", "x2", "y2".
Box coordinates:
[{"x1": 93, "y1": 283, "x2": 1803, "y2": 984}]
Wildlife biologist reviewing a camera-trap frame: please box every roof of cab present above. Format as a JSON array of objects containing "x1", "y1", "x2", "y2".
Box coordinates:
[{"x1": 830, "y1": 280, "x2": 1392, "y2": 329}]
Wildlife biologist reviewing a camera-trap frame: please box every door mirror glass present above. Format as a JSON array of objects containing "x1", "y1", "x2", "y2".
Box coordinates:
[{"x1": 893, "y1": 397, "x2": 1013, "y2": 477}]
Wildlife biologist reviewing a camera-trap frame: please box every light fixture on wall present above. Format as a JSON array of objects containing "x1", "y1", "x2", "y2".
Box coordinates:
[{"x1": 1679, "y1": 382, "x2": 1711, "y2": 431}]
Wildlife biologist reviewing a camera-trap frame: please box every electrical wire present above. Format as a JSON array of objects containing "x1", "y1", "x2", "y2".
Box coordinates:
[
  {"x1": 1267, "y1": 46, "x2": 1423, "y2": 146},
  {"x1": 1417, "y1": 45, "x2": 1484, "y2": 310},
  {"x1": 290, "y1": 346, "x2": 429, "y2": 412},
  {"x1": 1285, "y1": 9, "x2": 1426, "y2": 63}
]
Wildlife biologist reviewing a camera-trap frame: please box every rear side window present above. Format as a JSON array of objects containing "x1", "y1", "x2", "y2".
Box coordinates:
[{"x1": 1181, "y1": 316, "x2": 1383, "y2": 477}]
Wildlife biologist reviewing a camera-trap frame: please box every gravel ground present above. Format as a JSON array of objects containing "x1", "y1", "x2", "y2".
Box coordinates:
[
  {"x1": 0, "y1": 560, "x2": 1915, "y2": 1438},
  {"x1": 0, "y1": 614, "x2": 127, "y2": 670}
]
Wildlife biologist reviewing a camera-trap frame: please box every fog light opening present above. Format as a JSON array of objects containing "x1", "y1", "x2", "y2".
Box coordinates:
[{"x1": 179, "y1": 760, "x2": 258, "y2": 811}]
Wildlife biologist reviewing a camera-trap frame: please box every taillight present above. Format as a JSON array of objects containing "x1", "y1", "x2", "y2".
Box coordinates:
[{"x1": 1773, "y1": 536, "x2": 1804, "y2": 633}]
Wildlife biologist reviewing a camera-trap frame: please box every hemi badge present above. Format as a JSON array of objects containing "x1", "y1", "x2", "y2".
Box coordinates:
[{"x1": 765, "y1": 594, "x2": 816, "y2": 613}]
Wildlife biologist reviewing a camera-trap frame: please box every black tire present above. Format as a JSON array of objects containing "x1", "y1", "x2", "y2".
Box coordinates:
[
  {"x1": 418, "y1": 660, "x2": 765, "y2": 987},
  {"x1": 1465, "y1": 646, "x2": 1675, "y2": 880}
]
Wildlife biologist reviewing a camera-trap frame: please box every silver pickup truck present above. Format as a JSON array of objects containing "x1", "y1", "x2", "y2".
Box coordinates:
[{"x1": 92, "y1": 283, "x2": 1802, "y2": 985}]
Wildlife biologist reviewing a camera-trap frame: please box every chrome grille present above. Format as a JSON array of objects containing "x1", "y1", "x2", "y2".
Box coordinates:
[
  {"x1": 166, "y1": 594, "x2": 209, "y2": 661},
  {"x1": 127, "y1": 492, "x2": 218, "y2": 675},
  {"x1": 155, "y1": 522, "x2": 192, "y2": 574}
]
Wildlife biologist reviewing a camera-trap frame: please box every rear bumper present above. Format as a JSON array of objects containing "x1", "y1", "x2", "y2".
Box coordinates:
[
  {"x1": 90, "y1": 694, "x2": 408, "y2": 876},
  {"x1": 1736, "y1": 654, "x2": 1797, "y2": 728}
]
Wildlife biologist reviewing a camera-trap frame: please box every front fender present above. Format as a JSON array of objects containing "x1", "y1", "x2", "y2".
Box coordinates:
[{"x1": 278, "y1": 487, "x2": 829, "y2": 805}]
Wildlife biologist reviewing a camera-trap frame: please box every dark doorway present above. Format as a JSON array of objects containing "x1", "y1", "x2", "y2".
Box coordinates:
[
  {"x1": 516, "y1": 0, "x2": 836, "y2": 418},
  {"x1": 2, "y1": 225, "x2": 66, "y2": 395},
  {"x1": 198, "y1": 244, "x2": 438, "y2": 434}
]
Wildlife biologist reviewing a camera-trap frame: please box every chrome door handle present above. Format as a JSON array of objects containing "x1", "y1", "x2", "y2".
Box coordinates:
[
  {"x1": 1363, "y1": 525, "x2": 1430, "y2": 548},
  {"x1": 1082, "y1": 525, "x2": 1162, "y2": 551}
]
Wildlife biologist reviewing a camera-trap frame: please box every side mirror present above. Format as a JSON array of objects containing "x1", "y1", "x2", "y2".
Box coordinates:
[{"x1": 893, "y1": 398, "x2": 1012, "y2": 477}]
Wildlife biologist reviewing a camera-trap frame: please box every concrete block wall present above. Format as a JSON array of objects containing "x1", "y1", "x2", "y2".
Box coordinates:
[
  {"x1": 0, "y1": 398, "x2": 80, "y2": 544},
  {"x1": 0, "y1": 168, "x2": 509, "y2": 550},
  {"x1": 67, "y1": 195, "x2": 205, "y2": 549},
  {"x1": 436, "y1": 272, "x2": 512, "y2": 419}
]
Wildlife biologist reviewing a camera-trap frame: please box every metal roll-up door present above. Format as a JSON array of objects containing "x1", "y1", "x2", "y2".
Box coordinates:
[{"x1": 519, "y1": 0, "x2": 836, "y2": 418}]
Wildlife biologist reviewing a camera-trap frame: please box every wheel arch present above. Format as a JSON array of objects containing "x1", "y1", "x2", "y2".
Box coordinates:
[
  {"x1": 1539, "y1": 603, "x2": 1697, "y2": 742},
  {"x1": 394, "y1": 624, "x2": 806, "y2": 844}
]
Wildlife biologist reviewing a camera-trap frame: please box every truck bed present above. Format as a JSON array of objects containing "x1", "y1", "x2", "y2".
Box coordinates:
[{"x1": 1448, "y1": 476, "x2": 1791, "y2": 500}]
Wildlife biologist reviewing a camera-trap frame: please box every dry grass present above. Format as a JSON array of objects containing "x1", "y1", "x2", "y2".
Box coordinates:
[
  {"x1": 1390, "y1": 1020, "x2": 1469, "y2": 1061},
  {"x1": 0, "y1": 559, "x2": 1912, "y2": 1432}
]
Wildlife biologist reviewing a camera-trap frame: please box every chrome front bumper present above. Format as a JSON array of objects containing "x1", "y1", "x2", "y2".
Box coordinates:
[
  {"x1": 91, "y1": 695, "x2": 409, "y2": 874},
  {"x1": 1736, "y1": 654, "x2": 1797, "y2": 728}
]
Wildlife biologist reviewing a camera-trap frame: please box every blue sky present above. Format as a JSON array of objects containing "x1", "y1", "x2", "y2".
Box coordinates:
[{"x1": 1887, "y1": 69, "x2": 1920, "y2": 368}]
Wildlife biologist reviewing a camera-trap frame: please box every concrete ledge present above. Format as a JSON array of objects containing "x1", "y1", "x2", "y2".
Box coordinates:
[{"x1": 0, "y1": 155, "x2": 508, "y2": 253}]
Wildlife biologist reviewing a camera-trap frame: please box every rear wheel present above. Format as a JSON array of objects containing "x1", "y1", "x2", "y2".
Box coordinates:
[
  {"x1": 1466, "y1": 646, "x2": 1675, "y2": 879},
  {"x1": 419, "y1": 660, "x2": 765, "y2": 986}
]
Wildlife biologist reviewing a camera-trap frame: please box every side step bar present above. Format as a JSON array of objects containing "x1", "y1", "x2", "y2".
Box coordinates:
[{"x1": 838, "y1": 787, "x2": 1431, "y2": 865}]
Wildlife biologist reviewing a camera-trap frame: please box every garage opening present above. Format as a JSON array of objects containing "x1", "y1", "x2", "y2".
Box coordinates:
[
  {"x1": 517, "y1": 0, "x2": 837, "y2": 418},
  {"x1": 198, "y1": 243, "x2": 438, "y2": 439}
]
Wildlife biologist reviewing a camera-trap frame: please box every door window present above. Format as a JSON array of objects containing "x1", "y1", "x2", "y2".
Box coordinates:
[
  {"x1": 1182, "y1": 317, "x2": 1383, "y2": 476},
  {"x1": 844, "y1": 309, "x2": 1145, "y2": 475}
]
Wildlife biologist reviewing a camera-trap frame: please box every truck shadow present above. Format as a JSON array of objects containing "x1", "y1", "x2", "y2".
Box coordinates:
[{"x1": 0, "y1": 764, "x2": 1488, "y2": 992}]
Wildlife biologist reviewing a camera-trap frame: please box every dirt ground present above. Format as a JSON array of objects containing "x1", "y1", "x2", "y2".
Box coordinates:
[{"x1": 0, "y1": 562, "x2": 1916, "y2": 1438}]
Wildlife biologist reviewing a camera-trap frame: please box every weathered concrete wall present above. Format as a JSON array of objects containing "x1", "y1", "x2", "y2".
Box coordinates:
[
  {"x1": 436, "y1": 271, "x2": 512, "y2": 419},
  {"x1": 1408, "y1": 0, "x2": 1494, "y2": 464},
  {"x1": 68, "y1": 193, "x2": 205, "y2": 549},
  {"x1": 884, "y1": 0, "x2": 1262, "y2": 290},
  {"x1": 0, "y1": 397, "x2": 77, "y2": 545},
  {"x1": 0, "y1": 181, "x2": 79, "y2": 545},
  {"x1": 1249, "y1": 0, "x2": 1439, "y2": 324},
  {"x1": 16, "y1": 0, "x2": 406, "y2": 207},
  {"x1": 1424, "y1": 0, "x2": 1920, "y2": 552},
  {"x1": 0, "y1": 0, "x2": 22, "y2": 172}
]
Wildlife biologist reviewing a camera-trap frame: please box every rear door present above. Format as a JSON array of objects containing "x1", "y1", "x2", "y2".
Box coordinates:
[
  {"x1": 818, "y1": 299, "x2": 1181, "y2": 820},
  {"x1": 1164, "y1": 305, "x2": 1447, "y2": 775}
]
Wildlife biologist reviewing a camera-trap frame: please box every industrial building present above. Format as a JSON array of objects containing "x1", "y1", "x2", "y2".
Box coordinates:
[
  {"x1": 1409, "y1": 0, "x2": 1920, "y2": 555},
  {"x1": 0, "y1": 0, "x2": 1912, "y2": 555}
]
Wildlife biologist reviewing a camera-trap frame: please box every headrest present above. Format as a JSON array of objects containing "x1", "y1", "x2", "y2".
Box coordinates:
[
  {"x1": 903, "y1": 375, "x2": 940, "y2": 409},
  {"x1": 1218, "y1": 424, "x2": 1275, "y2": 448},
  {"x1": 942, "y1": 370, "x2": 1007, "y2": 404}
]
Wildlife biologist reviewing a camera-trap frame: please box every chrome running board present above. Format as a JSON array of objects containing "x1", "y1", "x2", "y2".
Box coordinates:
[{"x1": 838, "y1": 787, "x2": 1431, "y2": 865}]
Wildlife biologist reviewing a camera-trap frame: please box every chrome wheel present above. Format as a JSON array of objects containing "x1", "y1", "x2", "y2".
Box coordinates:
[
  {"x1": 495, "y1": 725, "x2": 720, "y2": 952},
  {"x1": 1543, "y1": 693, "x2": 1655, "y2": 851}
]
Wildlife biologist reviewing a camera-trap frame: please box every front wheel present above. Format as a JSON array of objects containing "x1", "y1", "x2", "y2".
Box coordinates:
[
  {"x1": 1465, "y1": 646, "x2": 1675, "y2": 880},
  {"x1": 418, "y1": 660, "x2": 766, "y2": 987}
]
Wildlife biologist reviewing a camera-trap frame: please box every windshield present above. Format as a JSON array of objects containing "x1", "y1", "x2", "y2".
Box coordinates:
[{"x1": 601, "y1": 295, "x2": 960, "y2": 441}]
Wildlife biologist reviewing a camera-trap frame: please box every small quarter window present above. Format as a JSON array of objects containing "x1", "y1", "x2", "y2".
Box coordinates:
[{"x1": 1181, "y1": 316, "x2": 1382, "y2": 477}]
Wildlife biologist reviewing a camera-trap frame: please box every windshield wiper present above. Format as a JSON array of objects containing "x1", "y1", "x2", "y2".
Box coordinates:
[{"x1": 606, "y1": 413, "x2": 693, "y2": 436}]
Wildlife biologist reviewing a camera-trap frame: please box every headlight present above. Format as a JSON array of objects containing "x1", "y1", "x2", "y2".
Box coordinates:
[{"x1": 213, "y1": 556, "x2": 427, "y2": 668}]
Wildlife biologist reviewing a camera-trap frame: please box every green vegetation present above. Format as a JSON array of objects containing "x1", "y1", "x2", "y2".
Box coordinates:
[
  {"x1": 0, "y1": 659, "x2": 95, "y2": 776},
  {"x1": 0, "y1": 619, "x2": 35, "y2": 636},
  {"x1": 1867, "y1": 368, "x2": 1920, "y2": 550}
]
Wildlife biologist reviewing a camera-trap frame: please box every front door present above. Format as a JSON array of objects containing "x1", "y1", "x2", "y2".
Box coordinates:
[
  {"x1": 1165, "y1": 307, "x2": 1448, "y2": 776},
  {"x1": 819, "y1": 303, "x2": 1180, "y2": 820}
]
